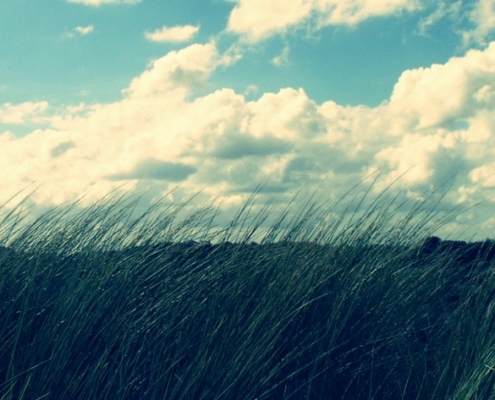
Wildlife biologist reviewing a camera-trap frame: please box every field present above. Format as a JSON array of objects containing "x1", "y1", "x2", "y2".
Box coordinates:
[{"x1": 1, "y1": 188, "x2": 495, "y2": 399}]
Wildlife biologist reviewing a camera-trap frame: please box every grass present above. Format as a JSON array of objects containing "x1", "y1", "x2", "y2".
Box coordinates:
[{"x1": 1, "y1": 183, "x2": 495, "y2": 399}]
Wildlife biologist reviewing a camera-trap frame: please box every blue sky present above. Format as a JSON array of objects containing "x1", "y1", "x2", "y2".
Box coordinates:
[
  {"x1": 1, "y1": 0, "x2": 495, "y2": 240},
  {"x1": 0, "y1": 0, "x2": 467, "y2": 106}
]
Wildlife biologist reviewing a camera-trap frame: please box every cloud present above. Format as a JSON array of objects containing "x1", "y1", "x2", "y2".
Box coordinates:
[
  {"x1": 0, "y1": 102, "x2": 49, "y2": 125},
  {"x1": 109, "y1": 159, "x2": 197, "y2": 182},
  {"x1": 66, "y1": 0, "x2": 141, "y2": 5},
  {"x1": 66, "y1": 25, "x2": 95, "y2": 38},
  {"x1": 75, "y1": 25, "x2": 95, "y2": 35},
  {"x1": 415, "y1": 0, "x2": 495, "y2": 47},
  {"x1": 227, "y1": 0, "x2": 422, "y2": 41},
  {"x1": 314, "y1": 0, "x2": 422, "y2": 26},
  {"x1": 124, "y1": 42, "x2": 235, "y2": 98},
  {"x1": 211, "y1": 133, "x2": 292, "y2": 159},
  {"x1": 3, "y1": 41, "x2": 495, "y2": 238},
  {"x1": 372, "y1": 133, "x2": 468, "y2": 189},
  {"x1": 389, "y1": 42, "x2": 495, "y2": 129},
  {"x1": 272, "y1": 45, "x2": 290, "y2": 66},
  {"x1": 145, "y1": 25, "x2": 200, "y2": 43},
  {"x1": 243, "y1": 84, "x2": 259, "y2": 97},
  {"x1": 462, "y1": 0, "x2": 495, "y2": 46},
  {"x1": 227, "y1": 0, "x2": 313, "y2": 41},
  {"x1": 226, "y1": 0, "x2": 494, "y2": 47}
]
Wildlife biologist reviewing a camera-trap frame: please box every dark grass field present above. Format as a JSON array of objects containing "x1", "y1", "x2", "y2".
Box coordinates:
[{"x1": 2, "y1": 189, "x2": 495, "y2": 399}]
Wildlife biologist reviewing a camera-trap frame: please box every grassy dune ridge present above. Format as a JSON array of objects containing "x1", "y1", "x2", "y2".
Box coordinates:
[{"x1": 1, "y1": 187, "x2": 495, "y2": 399}]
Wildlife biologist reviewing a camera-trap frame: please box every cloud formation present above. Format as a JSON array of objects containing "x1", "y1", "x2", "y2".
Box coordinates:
[
  {"x1": 227, "y1": 0, "x2": 421, "y2": 41},
  {"x1": 463, "y1": 0, "x2": 495, "y2": 46},
  {"x1": 75, "y1": 25, "x2": 95, "y2": 35},
  {"x1": 65, "y1": 25, "x2": 95, "y2": 38},
  {"x1": 389, "y1": 42, "x2": 495, "y2": 129},
  {"x1": 272, "y1": 45, "x2": 290, "y2": 66},
  {"x1": 417, "y1": 1, "x2": 462, "y2": 36},
  {"x1": 226, "y1": 0, "x2": 495, "y2": 47},
  {"x1": 124, "y1": 42, "x2": 234, "y2": 98},
  {"x1": 0, "y1": 102, "x2": 49, "y2": 125},
  {"x1": 145, "y1": 25, "x2": 200, "y2": 43},
  {"x1": 3, "y1": 41, "x2": 495, "y2": 238}
]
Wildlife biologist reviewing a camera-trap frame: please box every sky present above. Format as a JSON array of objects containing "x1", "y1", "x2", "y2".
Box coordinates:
[{"x1": 1, "y1": 0, "x2": 495, "y2": 241}]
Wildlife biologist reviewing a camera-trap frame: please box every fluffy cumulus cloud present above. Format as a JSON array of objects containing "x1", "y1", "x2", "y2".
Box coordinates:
[
  {"x1": 0, "y1": 101, "x2": 49, "y2": 125},
  {"x1": 389, "y1": 42, "x2": 495, "y2": 129},
  {"x1": 227, "y1": 0, "x2": 313, "y2": 41},
  {"x1": 3, "y1": 41, "x2": 495, "y2": 238},
  {"x1": 66, "y1": 0, "x2": 141, "y2": 5},
  {"x1": 226, "y1": 0, "x2": 495, "y2": 46},
  {"x1": 227, "y1": 0, "x2": 421, "y2": 41},
  {"x1": 145, "y1": 25, "x2": 200, "y2": 43},
  {"x1": 123, "y1": 42, "x2": 236, "y2": 98}
]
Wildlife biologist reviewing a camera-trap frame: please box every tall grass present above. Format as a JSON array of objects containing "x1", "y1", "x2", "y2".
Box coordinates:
[{"x1": 1, "y1": 184, "x2": 495, "y2": 399}]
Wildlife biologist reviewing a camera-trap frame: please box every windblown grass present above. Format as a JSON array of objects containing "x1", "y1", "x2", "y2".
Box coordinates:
[{"x1": 1, "y1": 184, "x2": 495, "y2": 399}]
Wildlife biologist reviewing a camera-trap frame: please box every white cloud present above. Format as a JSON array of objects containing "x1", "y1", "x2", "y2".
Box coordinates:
[
  {"x1": 314, "y1": 0, "x2": 422, "y2": 26},
  {"x1": 66, "y1": 25, "x2": 95, "y2": 38},
  {"x1": 247, "y1": 88, "x2": 327, "y2": 140},
  {"x1": 243, "y1": 84, "x2": 259, "y2": 97},
  {"x1": 124, "y1": 42, "x2": 230, "y2": 98},
  {"x1": 145, "y1": 25, "x2": 200, "y2": 43},
  {"x1": 389, "y1": 42, "x2": 495, "y2": 129},
  {"x1": 272, "y1": 45, "x2": 290, "y2": 66},
  {"x1": 227, "y1": 0, "x2": 422, "y2": 41},
  {"x1": 462, "y1": 0, "x2": 495, "y2": 46},
  {"x1": 75, "y1": 25, "x2": 95, "y2": 35},
  {"x1": 0, "y1": 102, "x2": 49, "y2": 125},
  {"x1": 417, "y1": 1, "x2": 462, "y2": 36},
  {"x1": 227, "y1": 0, "x2": 313, "y2": 41},
  {"x1": 4, "y1": 41, "x2": 495, "y2": 238},
  {"x1": 226, "y1": 0, "x2": 494, "y2": 46},
  {"x1": 67, "y1": 0, "x2": 141, "y2": 5},
  {"x1": 372, "y1": 132, "x2": 466, "y2": 189}
]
